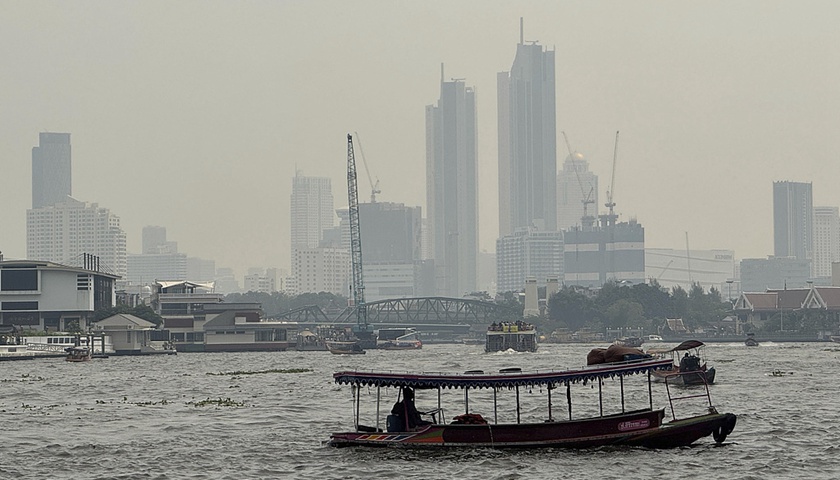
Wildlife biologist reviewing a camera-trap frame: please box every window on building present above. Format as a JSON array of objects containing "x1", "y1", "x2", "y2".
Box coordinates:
[{"x1": 1, "y1": 269, "x2": 38, "y2": 291}]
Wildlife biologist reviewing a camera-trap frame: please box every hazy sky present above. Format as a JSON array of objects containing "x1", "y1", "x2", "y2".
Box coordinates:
[{"x1": 2, "y1": 1, "x2": 840, "y2": 278}]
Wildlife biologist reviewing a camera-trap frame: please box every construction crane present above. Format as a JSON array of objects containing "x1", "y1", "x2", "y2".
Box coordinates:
[
  {"x1": 353, "y1": 131, "x2": 381, "y2": 203},
  {"x1": 603, "y1": 131, "x2": 620, "y2": 227},
  {"x1": 346, "y1": 134, "x2": 374, "y2": 346},
  {"x1": 562, "y1": 132, "x2": 595, "y2": 228}
]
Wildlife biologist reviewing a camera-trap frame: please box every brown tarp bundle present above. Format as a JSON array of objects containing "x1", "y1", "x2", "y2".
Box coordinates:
[{"x1": 587, "y1": 344, "x2": 648, "y2": 365}]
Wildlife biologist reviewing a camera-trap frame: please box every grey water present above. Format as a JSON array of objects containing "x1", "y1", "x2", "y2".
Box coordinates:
[{"x1": 1, "y1": 342, "x2": 838, "y2": 480}]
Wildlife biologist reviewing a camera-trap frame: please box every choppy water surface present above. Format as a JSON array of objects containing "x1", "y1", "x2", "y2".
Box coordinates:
[{"x1": 1, "y1": 342, "x2": 838, "y2": 479}]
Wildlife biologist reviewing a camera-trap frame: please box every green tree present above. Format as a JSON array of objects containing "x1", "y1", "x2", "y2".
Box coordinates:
[{"x1": 546, "y1": 287, "x2": 597, "y2": 332}]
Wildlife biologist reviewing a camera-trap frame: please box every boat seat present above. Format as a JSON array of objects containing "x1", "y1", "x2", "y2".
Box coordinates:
[{"x1": 386, "y1": 414, "x2": 402, "y2": 432}]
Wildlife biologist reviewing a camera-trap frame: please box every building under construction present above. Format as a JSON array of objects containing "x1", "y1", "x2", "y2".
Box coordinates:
[{"x1": 563, "y1": 218, "x2": 645, "y2": 288}]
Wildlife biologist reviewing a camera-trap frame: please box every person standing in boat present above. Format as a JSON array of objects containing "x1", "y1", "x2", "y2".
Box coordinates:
[{"x1": 391, "y1": 387, "x2": 430, "y2": 431}]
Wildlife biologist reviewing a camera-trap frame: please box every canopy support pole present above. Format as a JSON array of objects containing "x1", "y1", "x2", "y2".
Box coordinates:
[
  {"x1": 516, "y1": 386, "x2": 521, "y2": 424},
  {"x1": 566, "y1": 381, "x2": 572, "y2": 420},
  {"x1": 465, "y1": 387, "x2": 470, "y2": 414},
  {"x1": 375, "y1": 386, "x2": 381, "y2": 431},
  {"x1": 353, "y1": 385, "x2": 360, "y2": 430},
  {"x1": 438, "y1": 387, "x2": 442, "y2": 423},
  {"x1": 598, "y1": 379, "x2": 603, "y2": 417},
  {"x1": 547, "y1": 384, "x2": 553, "y2": 421},
  {"x1": 493, "y1": 387, "x2": 498, "y2": 424},
  {"x1": 620, "y1": 375, "x2": 625, "y2": 413},
  {"x1": 648, "y1": 370, "x2": 653, "y2": 410}
]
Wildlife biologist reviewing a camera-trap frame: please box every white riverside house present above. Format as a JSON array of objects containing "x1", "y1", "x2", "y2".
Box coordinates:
[
  {"x1": 92, "y1": 313, "x2": 162, "y2": 355},
  {"x1": 0, "y1": 258, "x2": 117, "y2": 332}
]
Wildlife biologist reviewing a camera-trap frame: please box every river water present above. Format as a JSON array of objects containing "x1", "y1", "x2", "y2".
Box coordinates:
[{"x1": 1, "y1": 342, "x2": 838, "y2": 479}]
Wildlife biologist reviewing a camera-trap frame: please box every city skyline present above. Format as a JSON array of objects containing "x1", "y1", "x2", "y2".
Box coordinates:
[{"x1": 3, "y1": 2, "x2": 840, "y2": 277}]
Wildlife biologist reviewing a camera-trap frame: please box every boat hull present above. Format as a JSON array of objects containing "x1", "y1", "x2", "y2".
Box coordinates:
[
  {"x1": 329, "y1": 409, "x2": 735, "y2": 449},
  {"x1": 652, "y1": 367, "x2": 716, "y2": 385}
]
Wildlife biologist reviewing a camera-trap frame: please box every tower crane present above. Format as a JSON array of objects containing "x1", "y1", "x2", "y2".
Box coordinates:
[
  {"x1": 562, "y1": 132, "x2": 595, "y2": 228},
  {"x1": 353, "y1": 131, "x2": 381, "y2": 203},
  {"x1": 346, "y1": 134, "x2": 374, "y2": 346},
  {"x1": 603, "y1": 131, "x2": 619, "y2": 227}
]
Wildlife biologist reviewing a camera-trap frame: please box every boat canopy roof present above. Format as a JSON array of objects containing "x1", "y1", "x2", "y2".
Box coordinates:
[
  {"x1": 647, "y1": 340, "x2": 705, "y2": 354},
  {"x1": 334, "y1": 358, "x2": 673, "y2": 390}
]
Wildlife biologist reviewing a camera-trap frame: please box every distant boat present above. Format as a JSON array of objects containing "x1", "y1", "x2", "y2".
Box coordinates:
[
  {"x1": 646, "y1": 334, "x2": 664, "y2": 342},
  {"x1": 647, "y1": 340, "x2": 716, "y2": 386},
  {"x1": 485, "y1": 322, "x2": 537, "y2": 353},
  {"x1": 327, "y1": 341, "x2": 366, "y2": 355},
  {"x1": 614, "y1": 337, "x2": 644, "y2": 348},
  {"x1": 65, "y1": 346, "x2": 92, "y2": 362},
  {"x1": 377, "y1": 328, "x2": 422, "y2": 350},
  {"x1": 0, "y1": 344, "x2": 34, "y2": 361},
  {"x1": 745, "y1": 333, "x2": 759, "y2": 347}
]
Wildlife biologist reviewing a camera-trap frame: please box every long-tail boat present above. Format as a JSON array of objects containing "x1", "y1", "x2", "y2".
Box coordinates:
[{"x1": 328, "y1": 357, "x2": 736, "y2": 448}]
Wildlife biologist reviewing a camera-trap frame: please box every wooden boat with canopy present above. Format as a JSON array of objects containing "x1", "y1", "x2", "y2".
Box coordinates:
[
  {"x1": 646, "y1": 340, "x2": 716, "y2": 386},
  {"x1": 328, "y1": 357, "x2": 736, "y2": 448}
]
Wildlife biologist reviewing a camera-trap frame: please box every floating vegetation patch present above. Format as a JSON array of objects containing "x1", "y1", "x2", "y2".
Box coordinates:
[
  {"x1": 207, "y1": 368, "x2": 312, "y2": 376},
  {"x1": 130, "y1": 399, "x2": 171, "y2": 407},
  {"x1": 1, "y1": 374, "x2": 46, "y2": 383},
  {"x1": 92, "y1": 398, "x2": 171, "y2": 406},
  {"x1": 16, "y1": 402, "x2": 67, "y2": 414},
  {"x1": 186, "y1": 397, "x2": 246, "y2": 408}
]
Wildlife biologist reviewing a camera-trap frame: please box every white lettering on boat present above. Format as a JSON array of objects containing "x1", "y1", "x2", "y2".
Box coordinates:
[{"x1": 618, "y1": 419, "x2": 650, "y2": 431}]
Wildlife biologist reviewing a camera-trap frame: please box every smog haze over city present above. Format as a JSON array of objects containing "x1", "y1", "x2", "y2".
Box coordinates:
[{"x1": 2, "y1": 1, "x2": 840, "y2": 278}]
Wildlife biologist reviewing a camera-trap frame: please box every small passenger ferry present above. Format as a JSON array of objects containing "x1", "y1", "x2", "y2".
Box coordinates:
[
  {"x1": 485, "y1": 321, "x2": 537, "y2": 352},
  {"x1": 328, "y1": 356, "x2": 736, "y2": 449}
]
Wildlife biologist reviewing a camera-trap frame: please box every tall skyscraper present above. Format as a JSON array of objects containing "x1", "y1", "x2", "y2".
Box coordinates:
[
  {"x1": 813, "y1": 206, "x2": 840, "y2": 278},
  {"x1": 425, "y1": 65, "x2": 478, "y2": 296},
  {"x1": 32, "y1": 132, "x2": 72, "y2": 209},
  {"x1": 557, "y1": 152, "x2": 599, "y2": 231},
  {"x1": 27, "y1": 198, "x2": 127, "y2": 278},
  {"x1": 290, "y1": 173, "x2": 335, "y2": 253},
  {"x1": 773, "y1": 181, "x2": 813, "y2": 263},
  {"x1": 498, "y1": 19, "x2": 557, "y2": 236}
]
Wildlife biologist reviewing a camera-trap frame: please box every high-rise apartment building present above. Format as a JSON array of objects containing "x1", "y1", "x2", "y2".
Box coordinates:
[
  {"x1": 290, "y1": 173, "x2": 335, "y2": 254},
  {"x1": 32, "y1": 132, "x2": 72, "y2": 209},
  {"x1": 27, "y1": 198, "x2": 127, "y2": 278},
  {"x1": 498, "y1": 19, "x2": 557, "y2": 236},
  {"x1": 425, "y1": 66, "x2": 478, "y2": 296},
  {"x1": 292, "y1": 247, "x2": 350, "y2": 296},
  {"x1": 557, "y1": 152, "x2": 598, "y2": 231},
  {"x1": 496, "y1": 227, "x2": 564, "y2": 294},
  {"x1": 813, "y1": 206, "x2": 840, "y2": 278},
  {"x1": 126, "y1": 252, "x2": 187, "y2": 284},
  {"x1": 773, "y1": 181, "x2": 813, "y2": 264}
]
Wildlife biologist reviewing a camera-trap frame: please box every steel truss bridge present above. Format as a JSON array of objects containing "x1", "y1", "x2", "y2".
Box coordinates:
[{"x1": 273, "y1": 297, "x2": 518, "y2": 327}]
